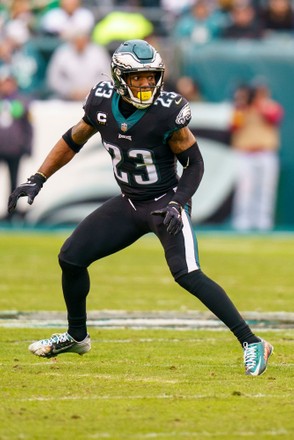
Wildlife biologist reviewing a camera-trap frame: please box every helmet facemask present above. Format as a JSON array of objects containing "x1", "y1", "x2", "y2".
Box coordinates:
[{"x1": 111, "y1": 40, "x2": 165, "y2": 109}]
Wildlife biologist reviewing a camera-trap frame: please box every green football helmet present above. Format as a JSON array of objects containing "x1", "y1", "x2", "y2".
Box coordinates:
[{"x1": 111, "y1": 39, "x2": 165, "y2": 109}]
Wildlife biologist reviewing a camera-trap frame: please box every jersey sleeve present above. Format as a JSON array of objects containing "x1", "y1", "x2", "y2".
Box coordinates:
[
  {"x1": 82, "y1": 85, "x2": 97, "y2": 124},
  {"x1": 173, "y1": 96, "x2": 192, "y2": 129},
  {"x1": 82, "y1": 81, "x2": 114, "y2": 127},
  {"x1": 159, "y1": 93, "x2": 192, "y2": 142}
]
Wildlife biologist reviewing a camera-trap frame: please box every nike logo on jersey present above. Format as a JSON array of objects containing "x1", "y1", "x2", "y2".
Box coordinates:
[
  {"x1": 183, "y1": 157, "x2": 190, "y2": 169},
  {"x1": 175, "y1": 97, "x2": 183, "y2": 105},
  {"x1": 154, "y1": 193, "x2": 167, "y2": 201}
]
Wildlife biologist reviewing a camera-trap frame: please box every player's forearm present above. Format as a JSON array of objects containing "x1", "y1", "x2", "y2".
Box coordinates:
[
  {"x1": 38, "y1": 138, "x2": 76, "y2": 179},
  {"x1": 37, "y1": 119, "x2": 97, "y2": 179},
  {"x1": 172, "y1": 142, "x2": 204, "y2": 207}
]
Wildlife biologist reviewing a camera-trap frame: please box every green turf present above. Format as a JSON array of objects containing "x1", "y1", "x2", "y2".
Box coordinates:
[
  {"x1": 0, "y1": 232, "x2": 293, "y2": 312},
  {"x1": 1, "y1": 232, "x2": 294, "y2": 439},
  {"x1": 1, "y1": 328, "x2": 294, "y2": 440}
]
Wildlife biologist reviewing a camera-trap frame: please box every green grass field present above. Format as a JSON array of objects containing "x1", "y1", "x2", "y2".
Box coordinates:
[{"x1": 0, "y1": 231, "x2": 294, "y2": 440}]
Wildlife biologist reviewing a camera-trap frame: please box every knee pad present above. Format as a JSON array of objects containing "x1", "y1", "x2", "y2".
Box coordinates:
[
  {"x1": 176, "y1": 269, "x2": 203, "y2": 293},
  {"x1": 58, "y1": 258, "x2": 86, "y2": 276}
]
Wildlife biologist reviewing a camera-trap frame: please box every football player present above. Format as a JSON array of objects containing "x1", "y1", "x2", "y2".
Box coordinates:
[{"x1": 8, "y1": 40, "x2": 273, "y2": 376}]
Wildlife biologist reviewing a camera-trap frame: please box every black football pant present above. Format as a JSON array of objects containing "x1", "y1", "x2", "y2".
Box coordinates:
[{"x1": 59, "y1": 191, "x2": 258, "y2": 345}]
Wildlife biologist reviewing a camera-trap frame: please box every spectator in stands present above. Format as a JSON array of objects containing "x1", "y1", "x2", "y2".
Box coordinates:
[
  {"x1": 46, "y1": 28, "x2": 111, "y2": 101},
  {"x1": 5, "y1": 0, "x2": 35, "y2": 34},
  {"x1": 38, "y1": 0, "x2": 95, "y2": 37},
  {"x1": 161, "y1": 0, "x2": 196, "y2": 18},
  {"x1": 217, "y1": 0, "x2": 261, "y2": 14},
  {"x1": 115, "y1": 0, "x2": 160, "y2": 5},
  {"x1": 114, "y1": 0, "x2": 139, "y2": 4},
  {"x1": 172, "y1": 0, "x2": 225, "y2": 45},
  {"x1": 0, "y1": 20, "x2": 46, "y2": 97},
  {"x1": 222, "y1": 0, "x2": 264, "y2": 39},
  {"x1": 260, "y1": 0, "x2": 294, "y2": 35},
  {"x1": 0, "y1": 67, "x2": 33, "y2": 221},
  {"x1": 230, "y1": 81, "x2": 284, "y2": 231},
  {"x1": 140, "y1": 0, "x2": 161, "y2": 5},
  {"x1": 217, "y1": 0, "x2": 235, "y2": 13},
  {"x1": 0, "y1": 2, "x2": 8, "y2": 19},
  {"x1": 175, "y1": 76, "x2": 204, "y2": 102}
]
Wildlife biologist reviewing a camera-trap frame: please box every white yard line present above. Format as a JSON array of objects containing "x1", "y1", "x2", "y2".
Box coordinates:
[
  {"x1": 17, "y1": 393, "x2": 284, "y2": 402},
  {"x1": 0, "y1": 310, "x2": 294, "y2": 329},
  {"x1": 87, "y1": 430, "x2": 289, "y2": 439}
]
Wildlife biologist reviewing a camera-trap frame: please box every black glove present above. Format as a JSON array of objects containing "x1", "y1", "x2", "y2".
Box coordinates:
[
  {"x1": 8, "y1": 172, "x2": 46, "y2": 213},
  {"x1": 151, "y1": 201, "x2": 183, "y2": 236}
]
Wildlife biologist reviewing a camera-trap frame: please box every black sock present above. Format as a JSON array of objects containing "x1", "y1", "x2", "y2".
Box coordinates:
[
  {"x1": 176, "y1": 270, "x2": 260, "y2": 346},
  {"x1": 67, "y1": 316, "x2": 88, "y2": 342},
  {"x1": 59, "y1": 258, "x2": 89, "y2": 341}
]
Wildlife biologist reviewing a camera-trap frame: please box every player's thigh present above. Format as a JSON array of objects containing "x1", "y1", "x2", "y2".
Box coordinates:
[
  {"x1": 155, "y1": 209, "x2": 200, "y2": 279},
  {"x1": 59, "y1": 195, "x2": 142, "y2": 267}
]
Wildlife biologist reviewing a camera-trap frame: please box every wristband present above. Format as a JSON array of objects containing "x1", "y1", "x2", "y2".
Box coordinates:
[
  {"x1": 36, "y1": 172, "x2": 47, "y2": 182},
  {"x1": 168, "y1": 201, "x2": 182, "y2": 212}
]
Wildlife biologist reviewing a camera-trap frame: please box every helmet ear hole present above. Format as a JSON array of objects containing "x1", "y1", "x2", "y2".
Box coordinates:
[{"x1": 111, "y1": 39, "x2": 165, "y2": 109}]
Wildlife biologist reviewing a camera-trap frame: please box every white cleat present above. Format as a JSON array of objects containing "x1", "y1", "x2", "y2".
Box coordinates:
[{"x1": 28, "y1": 332, "x2": 91, "y2": 358}]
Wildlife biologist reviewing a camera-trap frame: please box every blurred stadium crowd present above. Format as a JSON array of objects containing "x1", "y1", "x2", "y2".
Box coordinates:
[
  {"x1": 0, "y1": 0, "x2": 294, "y2": 100},
  {"x1": 0, "y1": 0, "x2": 293, "y2": 229}
]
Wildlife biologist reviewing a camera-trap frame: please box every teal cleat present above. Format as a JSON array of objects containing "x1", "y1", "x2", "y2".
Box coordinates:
[{"x1": 243, "y1": 339, "x2": 273, "y2": 376}]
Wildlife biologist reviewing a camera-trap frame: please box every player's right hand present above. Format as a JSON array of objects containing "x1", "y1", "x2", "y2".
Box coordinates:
[
  {"x1": 151, "y1": 201, "x2": 183, "y2": 235},
  {"x1": 8, "y1": 173, "x2": 46, "y2": 213}
]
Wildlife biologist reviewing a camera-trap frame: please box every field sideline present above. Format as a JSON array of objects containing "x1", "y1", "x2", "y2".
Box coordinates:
[{"x1": 1, "y1": 231, "x2": 294, "y2": 439}]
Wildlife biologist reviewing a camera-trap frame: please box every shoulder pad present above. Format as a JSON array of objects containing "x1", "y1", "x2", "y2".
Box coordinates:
[
  {"x1": 92, "y1": 80, "x2": 114, "y2": 101},
  {"x1": 155, "y1": 92, "x2": 191, "y2": 128},
  {"x1": 155, "y1": 91, "x2": 181, "y2": 109},
  {"x1": 155, "y1": 91, "x2": 190, "y2": 111},
  {"x1": 83, "y1": 81, "x2": 114, "y2": 113},
  {"x1": 175, "y1": 101, "x2": 192, "y2": 127}
]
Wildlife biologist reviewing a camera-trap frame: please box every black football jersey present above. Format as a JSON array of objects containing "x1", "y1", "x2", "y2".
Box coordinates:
[{"x1": 83, "y1": 81, "x2": 192, "y2": 201}]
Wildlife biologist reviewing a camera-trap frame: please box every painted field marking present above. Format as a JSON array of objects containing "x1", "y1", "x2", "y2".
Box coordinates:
[{"x1": 1, "y1": 311, "x2": 294, "y2": 329}]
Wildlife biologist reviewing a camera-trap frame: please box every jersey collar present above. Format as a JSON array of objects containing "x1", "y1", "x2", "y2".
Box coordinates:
[{"x1": 111, "y1": 93, "x2": 147, "y2": 133}]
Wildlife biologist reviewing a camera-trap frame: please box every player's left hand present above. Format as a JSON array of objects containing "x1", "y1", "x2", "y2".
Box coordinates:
[{"x1": 151, "y1": 201, "x2": 183, "y2": 235}]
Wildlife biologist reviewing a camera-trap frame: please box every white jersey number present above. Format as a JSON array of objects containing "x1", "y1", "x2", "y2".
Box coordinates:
[{"x1": 104, "y1": 143, "x2": 158, "y2": 185}]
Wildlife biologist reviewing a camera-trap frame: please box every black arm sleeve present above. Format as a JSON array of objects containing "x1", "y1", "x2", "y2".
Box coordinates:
[
  {"x1": 62, "y1": 127, "x2": 85, "y2": 153},
  {"x1": 172, "y1": 142, "x2": 204, "y2": 207}
]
